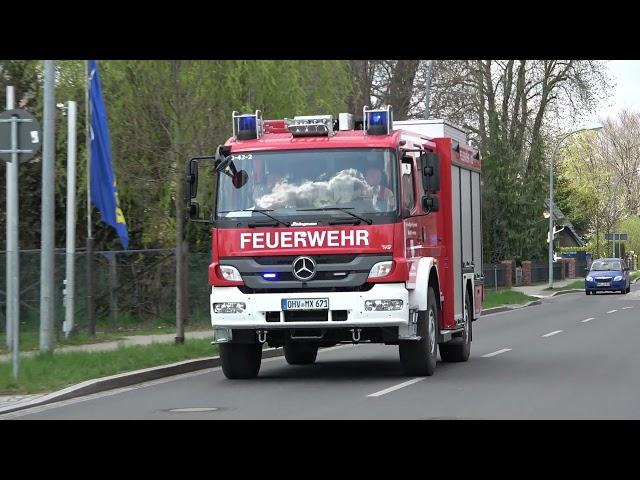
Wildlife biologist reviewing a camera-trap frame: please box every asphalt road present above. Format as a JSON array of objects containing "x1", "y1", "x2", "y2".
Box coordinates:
[{"x1": 4, "y1": 284, "x2": 640, "y2": 419}]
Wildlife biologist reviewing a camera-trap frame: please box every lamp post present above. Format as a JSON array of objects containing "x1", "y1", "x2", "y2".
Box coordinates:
[{"x1": 548, "y1": 125, "x2": 602, "y2": 289}]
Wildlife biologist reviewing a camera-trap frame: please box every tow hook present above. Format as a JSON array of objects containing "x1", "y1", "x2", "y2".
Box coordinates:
[
  {"x1": 350, "y1": 328, "x2": 362, "y2": 343},
  {"x1": 257, "y1": 330, "x2": 268, "y2": 344}
]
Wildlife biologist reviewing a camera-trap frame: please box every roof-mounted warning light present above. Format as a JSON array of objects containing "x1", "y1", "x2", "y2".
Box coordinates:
[
  {"x1": 232, "y1": 110, "x2": 263, "y2": 140},
  {"x1": 285, "y1": 115, "x2": 334, "y2": 137},
  {"x1": 363, "y1": 105, "x2": 393, "y2": 135}
]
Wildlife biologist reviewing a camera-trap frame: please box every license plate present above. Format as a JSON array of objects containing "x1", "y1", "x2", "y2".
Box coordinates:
[
  {"x1": 281, "y1": 298, "x2": 329, "y2": 311},
  {"x1": 597, "y1": 282, "x2": 610, "y2": 287}
]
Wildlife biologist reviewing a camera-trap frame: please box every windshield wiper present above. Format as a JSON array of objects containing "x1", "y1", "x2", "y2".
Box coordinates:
[
  {"x1": 296, "y1": 207, "x2": 373, "y2": 225},
  {"x1": 218, "y1": 209, "x2": 290, "y2": 227}
]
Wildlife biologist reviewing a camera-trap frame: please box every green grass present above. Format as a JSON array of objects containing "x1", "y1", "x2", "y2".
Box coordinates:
[
  {"x1": 483, "y1": 289, "x2": 536, "y2": 309},
  {"x1": 0, "y1": 339, "x2": 218, "y2": 395},
  {"x1": 0, "y1": 324, "x2": 211, "y2": 356},
  {"x1": 631, "y1": 271, "x2": 640, "y2": 282}
]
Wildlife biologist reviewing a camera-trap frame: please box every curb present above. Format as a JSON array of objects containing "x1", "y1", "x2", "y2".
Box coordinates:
[
  {"x1": 0, "y1": 347, "x2": 285, "y2": 416},
  {"x1": 482, "y1": 299, "x2": 542, "y2": 316},
  {"x1": 549, "y1": 288, "x2": 584, "y2": 296}
]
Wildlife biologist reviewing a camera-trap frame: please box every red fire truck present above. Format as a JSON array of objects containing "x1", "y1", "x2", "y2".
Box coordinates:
[{"x1": 185, "y1": 106, "x2": 483, "y2": 379}]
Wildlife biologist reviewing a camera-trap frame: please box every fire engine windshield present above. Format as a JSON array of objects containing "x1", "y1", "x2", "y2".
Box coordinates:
[{"x1": 216, "y1": 148, "x2": 398, "y2": 220}]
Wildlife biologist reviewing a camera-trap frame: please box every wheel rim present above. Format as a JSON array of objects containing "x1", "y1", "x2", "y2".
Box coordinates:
[{"x1": 428, "y1": 307, "x2": 436, "y2": 354}]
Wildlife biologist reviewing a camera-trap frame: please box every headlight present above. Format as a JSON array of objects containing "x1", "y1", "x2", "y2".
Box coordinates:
[
  {"x1": 364, "y1": 299, "x2": 403, "y2": 311},
  {"x1": 586, "y1": 276, "x2": 593, "y2": 281},
  {"x1": 213, "y1": 302, "x2": 246, "y2": 314},
  {"x1": 368, "y1": 261, "x2": 393, "y2": 279},
  {"x1": 219, "y1": 265, "x2": 242, "y2": 282},
  {"x1": 614, "y1": 276, "x2": 623, "y2": 282}
]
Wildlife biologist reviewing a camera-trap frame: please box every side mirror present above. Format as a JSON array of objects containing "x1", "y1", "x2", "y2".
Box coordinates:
[
  {"x1": 185, "y1": 159, "x2": 198, "y2": 200},
  {"x1": 214, "y1": 144, "x2": 233, "y2": 173},
  {"x1": 232, "y1": 170, "x2": 249, "y2": 189},
  {"x1": 422, "y1": 194, "x2": 440, "y2": 213},
  {"x1": 421, "y1": 152, "x2": 441, "y2": 193}
]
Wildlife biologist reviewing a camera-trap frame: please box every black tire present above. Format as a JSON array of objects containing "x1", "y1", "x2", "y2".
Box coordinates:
[
  {"x1": 219, "y1": 342, "x2": 262, "y2": 379},
  {"x1": 284, "y1": 343, "x2": 318, "y2": 365},
  {"x1": 585, "y1": 290, "x2": 591, "y2": 295},
  {"x1": 399, "y1": 286, "x2": 438, "y2": 376},
  {"x1": 439, "y1": 290, "x2": 472, "y2": 363}
]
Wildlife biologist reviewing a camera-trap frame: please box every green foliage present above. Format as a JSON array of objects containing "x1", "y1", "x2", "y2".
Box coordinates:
[
  {"x1": 616, "y1": 216, "x2": 640, "y2": 256},
  {"x1": 0, "y1": 60, "x2": 353, "y2": 252}
]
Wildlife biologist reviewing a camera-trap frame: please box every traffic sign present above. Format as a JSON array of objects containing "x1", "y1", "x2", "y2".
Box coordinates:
[
  {"x1": 605, "y1": 233, "x2": 628, "y2": 241},
  {"x1": 0, "y1": 108, "x2": 42, "y2": 163}
]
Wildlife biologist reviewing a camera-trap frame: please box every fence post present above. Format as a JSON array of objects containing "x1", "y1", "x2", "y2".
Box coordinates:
[
  {"x1": 109, "y1": 252, "x2": 118, "y2": 332},
  {"x1": 568, "y1": 258, "x2": 576, "y2": 278},
  {"x1": 522, "y1": 261, "x2": 532, "y2": 286},
  {"x1": 494, "y1": 265, "x2": 498, "y2": 292},
  {"x1": 501, "y1": 260, "x2": 513, "y2": 289}
]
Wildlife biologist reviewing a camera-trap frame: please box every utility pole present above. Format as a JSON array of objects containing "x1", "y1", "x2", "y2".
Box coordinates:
[
  {"x1": 40, "y1": 60, "x2": 56, "y2": 353},
  {"x1": 86, "y1": 60, "x2": 96, "y2": 336},
  {"x1": 5, "y1": 86, "x2": 16, "y2": 352},
  {"x1": 63, "y1": 101, "x2": 77, "y2": 338}
]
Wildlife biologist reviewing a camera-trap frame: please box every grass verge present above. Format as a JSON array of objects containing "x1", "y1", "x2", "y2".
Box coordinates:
[
  {"x1": 0, "y1": 324, "x2": 211, "y2": 356},
  {"x1": 0, "y1": 339, "x2": 218, "y2": 395},
  {"x1": 631, "y1": 271, "x2": 640, "y2": 282},
  {"x1": 483, "y1": 289, "x2": 536, "y2": 309}
]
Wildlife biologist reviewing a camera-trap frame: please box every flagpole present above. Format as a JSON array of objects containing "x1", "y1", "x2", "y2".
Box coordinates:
[{"x1": 86, "y1": 60, "x2": 96, "y2": 336}]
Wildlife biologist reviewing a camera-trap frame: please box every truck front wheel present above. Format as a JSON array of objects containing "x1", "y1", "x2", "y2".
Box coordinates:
[
  {"x1": 399, "y1": 286, "x2": 438, "y2": 376},
  {"x1": 219, "y1": 342, "x2": 262, "y2": 379},
  {"x1": 284, "y1": 343, "x2": 318, "y2": 365}
]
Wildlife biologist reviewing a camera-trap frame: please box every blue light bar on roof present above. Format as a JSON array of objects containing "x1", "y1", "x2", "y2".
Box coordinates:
[
  {"x1": 363, "y1": 105, "x2": 393, "y2": 135},
  {"x1": 232, "y1": 110, "x2": 263, "y2": 140}
]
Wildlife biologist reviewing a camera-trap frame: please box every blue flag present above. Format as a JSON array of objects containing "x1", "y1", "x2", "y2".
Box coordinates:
[{"x1": 89, "y1": 60, "x2": 129, "y2": 249}]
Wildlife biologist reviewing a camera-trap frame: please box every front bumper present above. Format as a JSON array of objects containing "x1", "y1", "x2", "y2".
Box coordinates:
[
  {"x1": 209, "y1": 283, "x2": 410, "y2": 329},
  {"x1": 585, "y1": 280, "x2": 626, "y2": 291}
]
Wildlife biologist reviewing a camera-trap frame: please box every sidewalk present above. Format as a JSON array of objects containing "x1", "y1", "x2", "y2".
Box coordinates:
[
  {"x1": 511, "y1": 278, "x2": 582, "y2": 298},
  {"x1": 0, "y1": 330, "x2": 213, "y2": 363}
]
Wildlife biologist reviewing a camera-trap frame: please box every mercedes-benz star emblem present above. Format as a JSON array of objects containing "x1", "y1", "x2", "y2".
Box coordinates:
[{"x1": 292, "y1": 256, "x2": 316, "y2": 281}]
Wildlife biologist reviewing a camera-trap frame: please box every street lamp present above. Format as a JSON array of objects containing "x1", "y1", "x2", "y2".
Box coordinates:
[{"x1": 548, "y1": 125, "x2": 602, "y2": 289}]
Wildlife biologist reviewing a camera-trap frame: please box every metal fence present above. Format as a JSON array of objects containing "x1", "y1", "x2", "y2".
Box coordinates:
[
  {"x1": 530, "y1": 261, "x2": 563, "y2": 285},
  {"x1": 482, "y1": 263, "x2": 511, "y2": 289},
  {"x1": 0, "y1": 249, "x2": 213, "y2": 335}
]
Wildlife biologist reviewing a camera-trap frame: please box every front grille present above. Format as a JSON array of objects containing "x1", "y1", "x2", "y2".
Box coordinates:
[
  {"x1": 332, "y1": 310, "x2": 348, "y2": 321},
  {"x1": 284, "y1": 311, "x2": 328, "y2": 322},
  {"x1": 266, "y1": 312, "x2": 280, "y2": 322},
  {"x1": 252, "y1": 254, "x2": 358, "y2": 265},
  {"x1": 239, "y1": 284, "x2": 375, "y2": 294},
  {"x1": 265, "y1": 310, "x2": 349, "y2": 322}
]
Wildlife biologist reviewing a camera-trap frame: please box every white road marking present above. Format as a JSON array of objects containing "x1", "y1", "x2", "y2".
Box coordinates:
[
  {"x1": 607, "y1": 310, "x2": 618, "y2": 314},
  {"x1": 481, "y1": 348, "x2": 512, "y2": 358},
  {"x1": 0, "y1": 344, "x2": 355, "y2": 419},
  {"x1": 367, "y1": 378, "x2": 425, "y2": 398},
  {"x1": 542, "y1": 330, "x2": 563, "y2": 338},
  {"x1": 622, "y1": 306, "x2": 633, "y2": 310},
  {"x1": 581, "y1": 317, "x2": 595, "y2": 323}
]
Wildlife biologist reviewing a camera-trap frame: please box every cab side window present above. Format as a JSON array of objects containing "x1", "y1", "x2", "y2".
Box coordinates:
[{"x1": 401, "y1": 162, "x2": 415, "y2": 211}]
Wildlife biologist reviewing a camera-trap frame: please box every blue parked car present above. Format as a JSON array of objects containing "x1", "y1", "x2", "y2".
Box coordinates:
[{"x1": 585, "y1": 258, "x2": 631, "y2": 295}]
